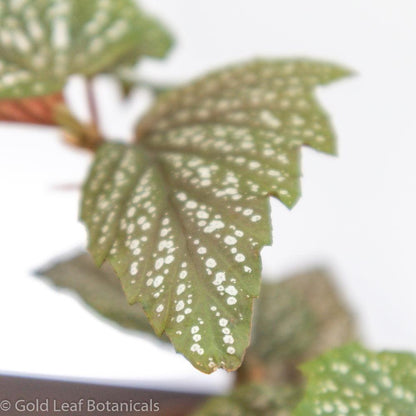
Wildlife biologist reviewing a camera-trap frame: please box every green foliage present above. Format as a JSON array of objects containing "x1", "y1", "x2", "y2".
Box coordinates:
[
  {"x1": 4, "y1": 2, "x2": 414, "y2": 411},
  {"x1": 81, "y1": 59, "x2": 350, "y2": 373},
  {"x1": 37, "y1": 252, "x2": 165, "y2": 337},
  {"x1": 37, "y1": 253, "x2": 355, "y2": 381},
  {"x1": 191, "y1": 383, "x2": 300, "y2": 416},
  {"x1": 0, "y1": 0, "x2": 172, "y2": 99},
  {"x1": 294, "y1": 344, "x2": 416, "y2": 415},
  {"x1": 252, "y1": 272, "x2": 319, "y2": 362},
  {"x1": 242, "y1": 270, "x2": 356, "y2": 385}
]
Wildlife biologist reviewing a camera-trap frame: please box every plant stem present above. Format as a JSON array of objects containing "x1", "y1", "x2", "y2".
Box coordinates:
[{"x1": 86, "y1": 79, "x2": 100, "y2": 132}]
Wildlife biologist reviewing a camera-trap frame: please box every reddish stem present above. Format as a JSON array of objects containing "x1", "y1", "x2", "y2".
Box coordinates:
[{"x1": 86, "y1": 79, "x2": 100, "y2": 132}]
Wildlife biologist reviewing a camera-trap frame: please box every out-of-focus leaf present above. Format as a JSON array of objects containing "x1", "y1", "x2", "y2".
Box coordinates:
[
  {"x1": 37, "y1": 252, "x2": 166, "y2": 338},
  {"x1": 0, "y1": 92, "x2": 63, "y2": 125},
  {"x1": 192, "y1": 383, "x2": 300, "y2": 416},
  {"x1": 81, "y1": 59, "x2": 351, "y2": 373},
  {"x1": 239, "y1": 270, "x2": 356, "y2": 385},
  {"x1": 0, "y1": 0, "x2": 172, "y2": 100},
  {"x1": 294, "y1": 344, "x2": 416, "y2": 416}
]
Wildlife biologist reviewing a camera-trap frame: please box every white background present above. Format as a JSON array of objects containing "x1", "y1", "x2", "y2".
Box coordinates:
[{"x1": 0, "y1": 0, "x2": 415, "y2": 393}]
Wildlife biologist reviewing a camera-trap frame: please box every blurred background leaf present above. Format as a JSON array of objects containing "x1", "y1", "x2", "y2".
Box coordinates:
[
  {"x1": 0, "y1": 0, "x2": 173, "y2": 125},
  {"x1": 238, "y1": 269, "x2": 357, "y2": 386},
  {"x1": 294, "y1": 343, "x2": 416, "y2": 416},
  {"x1": 37, "y1": 252, "x2": 167, "y2": 340},
  {"x1": 191, "y1": 383, "x2": 300, "y2": 416}
]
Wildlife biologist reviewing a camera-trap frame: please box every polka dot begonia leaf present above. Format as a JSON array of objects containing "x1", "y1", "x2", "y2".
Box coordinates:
[
  {"x1": 191, "y1": 383, "x2": 300, "y2": 416},
  {"x1": 81, "y1": 59, "x2": 351, "y2": 373},
  {"x1": 0, "y1": 0, "x2": 172, "y2": 99},
  {"x1": 294, "y1": 344, "x2": 416, "y2": 416}
]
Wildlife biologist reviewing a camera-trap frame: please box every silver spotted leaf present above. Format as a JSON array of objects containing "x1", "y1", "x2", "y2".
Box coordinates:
[
  {"x1": 37, "y1": 252, "x2": 169, "y2": 339},
  {"x1": 0, "y1": 0, "x2": 172, "y2": 99},
  {"x1": 239, "y1": 269, "x2": 357, "y2": 385},
  {"x1": 294, "y1": 344, "x2": 416, "y2": 416},
  {"x1": 81, "y1": 59, "x2": 351, "y2": 373},
  {"x1": 191, "y1": 383, "x2": 300, "y2": 416}
]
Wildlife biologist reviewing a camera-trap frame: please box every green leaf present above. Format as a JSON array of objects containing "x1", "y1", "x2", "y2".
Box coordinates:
[
  {"x1": 240, "y1": 270, "x2": 356, "y2": 385},
  {"x1": 0, "y1": 0, "x2": 172, "y2": 99},
  {"x1": 37, "y1": 257, "x2": 355, "y2": 377},
  {"x1": 37, "y1": 252, "x2": 168, "y2": 338},
  {"x1": 191, "y1": 383, "x2": 300, "y2": 416},
  {"x1": 81, "y1": 59, "x2": 351, "y2": 373},
  {"x1": 294, "y1": 344, "x2": 416, "y2": 416},
  {"x1": 252, "y1": 273, "x2": 318, "y2": 362}
]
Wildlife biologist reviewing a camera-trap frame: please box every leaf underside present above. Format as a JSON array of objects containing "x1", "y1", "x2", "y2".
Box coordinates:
[
  {"x1": 0, "y1": 0, "x2": 172, "y2": 100},
  {"x1": 0, "y1": 92, "x2": 63, "y2": 125},
  {"x1": 295, "y1": 344, "x2": 416, "y2": 415},
  {"x1": 192, "y1": 383, "x2": 300, "y2": 416},
  {"x1": 81, "y1": 59, "x2": 351, "y2": 373}
]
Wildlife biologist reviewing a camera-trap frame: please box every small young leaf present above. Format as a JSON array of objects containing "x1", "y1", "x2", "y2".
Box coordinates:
[
  {"x1": 37, "y1": 252, "x2": 166, "y2": 337},
  {"x1": 81, "y1": 59, "x2": 351, "y2": 373},
  {"x1": 252, "y1": 274, "x2": 318, "y2": 362},
  {"x1": 191, "y1": 383, "x2": 300, "y2": 416},
  {"x1": 294, "y1": 344, "x2": 416, "y2": 416},
  {"x1": 236, "y1": 270, "x2": 356, "y2": 386},
  {"x1": 0, "y1": 0, "x2": 172, "y2": 99}
]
